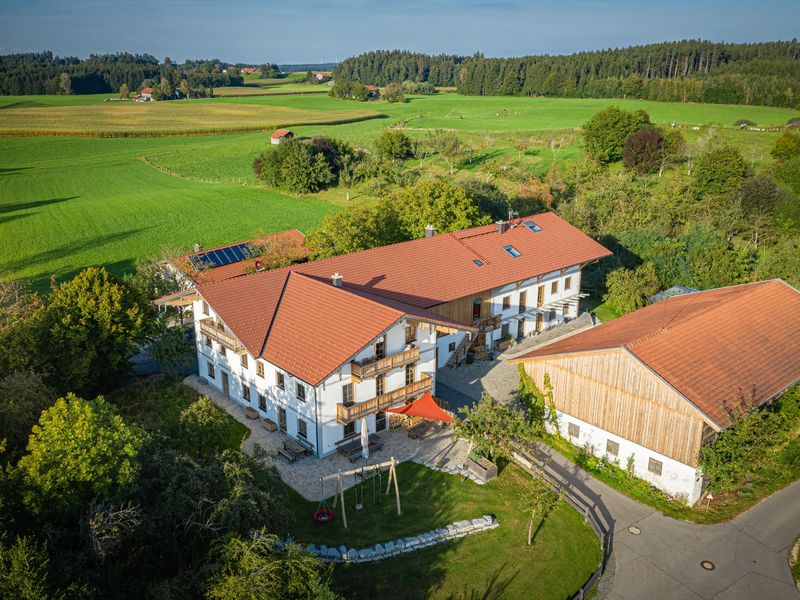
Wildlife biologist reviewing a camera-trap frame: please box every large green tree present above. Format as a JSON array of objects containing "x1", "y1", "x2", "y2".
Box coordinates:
[
  {"x1": 454, "y1": 394, "x2": 540, "y2": 461},
  {"x1": 582, "y1": 106, "x2": 651, "y2": 164},
  {"x1": 771, "y1": 131, "x2": 800, "y2": 162},
  {"x1": 603, "y1": 264, "x2": 660, "y2": 315},
  {"x1": 374, "y1": 129, "x2": 412, "y2": 160},
  {"x1": 393, "y1": 180, "x2": 491, "y2": 238},
  {"x1": 18, "y1": 394, "x2": 144, "y2": 514},
  {"x1": 37, "y1": 267, "x2": 151, "y2": 395}
]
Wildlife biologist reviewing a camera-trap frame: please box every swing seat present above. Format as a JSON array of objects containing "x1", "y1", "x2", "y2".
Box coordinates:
[{"x1": 313, "y1": 508, "x2": 334, "y2": 523}]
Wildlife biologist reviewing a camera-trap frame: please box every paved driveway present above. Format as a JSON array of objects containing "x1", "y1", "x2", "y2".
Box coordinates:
[{"x1": 538, "y1": 443, "x2": 800, "y2": 600}]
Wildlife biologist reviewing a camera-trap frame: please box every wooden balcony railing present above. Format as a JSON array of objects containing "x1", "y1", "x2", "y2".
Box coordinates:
[
  {"x1": 198, "y1": 317, "x2": 246, "y2": 354},
  {"x1": 350, "y1": 346, "x2": 420, "y2": 383},
  {"x1": 337, "y1": 375, "x2": 433, "y2": 424},
  {"x1": 473, "y1": 314, "x2": 501, "y2": 333}
]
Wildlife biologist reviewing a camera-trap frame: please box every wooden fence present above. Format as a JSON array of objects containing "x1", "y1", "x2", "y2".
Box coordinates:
[{"x1": 511, "y1": 445, "x2": 612, "y2": 600}]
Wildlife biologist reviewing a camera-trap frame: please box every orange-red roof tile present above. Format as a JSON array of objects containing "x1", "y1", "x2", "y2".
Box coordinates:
[
  {"x1": 177, "y1": 229, "x2": 307, "y2": 284},
  {"x1": 270, "y1": 129, "x2": 292, "y2": 139},
  {"x1": 513, "y1": 280, "x2": 800, "y2": 428},
  {"x1": 197, "y1": 212, "x2": 610, "y2": 385}
]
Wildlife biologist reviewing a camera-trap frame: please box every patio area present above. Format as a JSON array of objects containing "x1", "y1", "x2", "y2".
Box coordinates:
[{"x1": 183, "y1": 375, "x2": 472, "y2": 501}]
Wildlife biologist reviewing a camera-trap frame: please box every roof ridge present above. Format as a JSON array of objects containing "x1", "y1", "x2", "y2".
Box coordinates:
[
  {"x1": 626, "y1": 280, "x2": 771, "y2": 349},
  {"x1": 447, "y1": 232, "x2": 492, "y2": 265},
  {"x1": 257, "y1": 270, "x2": 292, "y2": 357}
]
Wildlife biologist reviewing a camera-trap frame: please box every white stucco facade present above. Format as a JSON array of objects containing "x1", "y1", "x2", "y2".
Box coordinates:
[
  {"x1": 435, "y1": 266, "x2": 583, "y2": 367},
  {"x1": 552, "y1": 410, "x2": 705, "y2": 505},
  {"x1": 193, "y1": 296, "x2": 438, "y2": 457}
]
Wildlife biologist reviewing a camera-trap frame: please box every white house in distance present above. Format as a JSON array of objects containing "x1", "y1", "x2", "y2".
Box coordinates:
[
  {"x1": 270, "y1": 129, "x2": 294, "y2": 145},
  {"x1": 512, "y1": 279, "x2": 800, "y2": 504},
  {"x1": 159, "y1": 213, "x2": 610, "y2": 457},
  {"x1": 136, "y1": 86, "x2": 153, "y2": 101}
]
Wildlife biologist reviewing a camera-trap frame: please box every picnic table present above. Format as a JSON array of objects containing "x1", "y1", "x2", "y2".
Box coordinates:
[
  {"x1": 335, "y1": 434, "x2": 382, "y2": 461},
  {"x1": 278, "y1": 438, "x2": 312, "y2": 463},
  {"x1": 407, "y1": 420, "x2": 439, "y2": 440}
]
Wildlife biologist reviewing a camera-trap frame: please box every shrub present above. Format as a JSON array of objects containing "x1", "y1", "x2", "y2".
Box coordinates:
[
  {"x1": 734, "y1": 119, "x2": 756, "y2": 127},
  {"x1": 179, "y1": 397, "x2": 233, "y2": 459},
  {"x1": 253, "y1": 139, "x2": 334, "y2": 193},
  {"x1": 0, "y1": 371, "x2": 56, "y2": 461},
  {"x1": 374, "y1": 129, "x2": 412, "y2": 160},
  {"x1": 602, "y1": 263, "x2": 660, "y2": 315},
  {"x1": 582, "y1": 106, "x2": 651, "y2": 164},
  {"x1": 623, "y1": 128, "x2": 664, "y2": 174},
  {"x1": 383, "y1": 82, "x2": 405, "y2": 103},
  {"x1": 692, "y1": 145, "x2": 752, "y2": 197},
  {"x1": 772, "y1": 131, "x2": 800, "y2": 162}
]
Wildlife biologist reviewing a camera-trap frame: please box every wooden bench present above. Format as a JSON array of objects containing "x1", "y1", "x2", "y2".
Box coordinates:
[
  {"x1": 346, "y1": 439, "x2": 383, "y2": 462},
  {"x1": 284, "y1": 439, "x2": 311, "y2": 458},
  {"x1": 336, "y1": 434, "x2": 381, "y2": 459},
  {"x1": 277, "y1": 447, "x2": 297, "y2": 463}
]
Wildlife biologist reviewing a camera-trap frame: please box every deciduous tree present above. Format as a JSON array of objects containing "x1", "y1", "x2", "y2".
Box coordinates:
[
  {"x1": 582, "y1": 106, "x2": 651, "y2": 164},
  {"x1": 18, "y1": 394, "x2": 144, "y2": 515}
]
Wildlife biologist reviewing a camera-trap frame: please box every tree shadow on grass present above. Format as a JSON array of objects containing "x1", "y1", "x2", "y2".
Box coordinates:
[
  {"x1": 1, "y1": 229, "x2": 148, "y2": 293},
  {"x1": 0, "y1": 166, "x2": 34, "y2": 176},
  {"x1": 445, "y1": 563, "x2": 519, "y2": 600},
  {"x1": 0, "y1": 195, "x2": 76, "y2": 214}
]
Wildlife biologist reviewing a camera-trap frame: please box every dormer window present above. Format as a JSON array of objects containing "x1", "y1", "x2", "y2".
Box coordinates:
[{"x1": 503, "y1": 245, "x2": 522, "y2": 258}]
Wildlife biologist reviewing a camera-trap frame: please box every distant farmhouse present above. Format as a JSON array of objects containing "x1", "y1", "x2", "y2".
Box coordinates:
[
  {"x1": 136, "y1": 86, "x2": 153, "y2": 102},
  {"x1": 512, "y1": 280, "x2": 800, "y2": 504},
  {"x1": 241, "y1": 67, "x2": 259, "y2": 75},
  {"x1": 270, "y1": 129, "x2": 294, "y2": 145},
  {"x1": 315, "y1": 71, "x2": 332, "y2": 81}
]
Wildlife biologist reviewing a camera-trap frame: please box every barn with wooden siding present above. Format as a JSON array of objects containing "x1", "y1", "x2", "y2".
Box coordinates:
[{"x1": 511, "y1": 280, "x2": 800, "y2": 504}]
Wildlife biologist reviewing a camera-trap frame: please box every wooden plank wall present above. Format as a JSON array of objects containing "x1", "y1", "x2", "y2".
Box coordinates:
[
  {"x1": 523, "y1": 349, "x2": 707, "y2": 466},
  {"x1": 429, "y1": 289, "x2": 493, "y2": 325}
]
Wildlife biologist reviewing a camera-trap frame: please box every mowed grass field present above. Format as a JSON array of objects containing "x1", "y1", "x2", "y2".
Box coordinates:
[{"x1": 1, "y1": 91, "x2": 797, "y2": 291}]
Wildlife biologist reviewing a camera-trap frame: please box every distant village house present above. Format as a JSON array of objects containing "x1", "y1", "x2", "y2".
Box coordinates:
[{"x1": 270, "y1": 129, "x2": 294, "y2": 145}]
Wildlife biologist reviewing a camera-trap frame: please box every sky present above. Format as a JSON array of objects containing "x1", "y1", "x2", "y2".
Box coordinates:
[{"x1": 1, "y1": 0, "x2": 798, "y2": 64}]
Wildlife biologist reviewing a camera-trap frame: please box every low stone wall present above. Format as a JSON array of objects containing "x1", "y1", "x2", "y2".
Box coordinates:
[
  {"x1": 275, "y1": 515, "x2": 499, "y2": 564},
  {"x1": 411, "y1": 457, "x2": 488, "y2": 484}
]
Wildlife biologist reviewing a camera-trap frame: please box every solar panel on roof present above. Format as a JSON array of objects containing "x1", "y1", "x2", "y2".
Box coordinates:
[{"x1": 189, "y1": 242, "x2": 261, "y2": 270}]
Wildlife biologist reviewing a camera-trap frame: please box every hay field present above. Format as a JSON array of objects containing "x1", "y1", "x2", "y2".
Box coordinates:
[{"x1": 0, "y1": 100, "x2": 380, "y2": 136}]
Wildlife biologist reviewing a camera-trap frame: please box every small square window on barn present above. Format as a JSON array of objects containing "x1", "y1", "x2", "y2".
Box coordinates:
[
  {"x1": 568, "y1": 422, "x2": 580, "y2": 439},
  {"x1": 606, "y1": 439, "x2": 619, "y2": 457},
  {"x1": 448, "y1": 341, "x2": 456, "y2": 352},
  {"x1": 648, "y1": 457, "x2": 663, "y2": 477}
]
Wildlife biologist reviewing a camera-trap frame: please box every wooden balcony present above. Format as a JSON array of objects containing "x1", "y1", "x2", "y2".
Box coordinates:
[
  {"x1": 337, "y1": 375, "x2": 433, "y2": 424},
  {"x1": 198, "y1": 317, "x2": 246, "y2": 354},
  {"x1": 473, "y1": 314, "x2": 501, "y2": 333},
  {"x1": 350, "y1": 346, "x2": 420, "y2": 383}
]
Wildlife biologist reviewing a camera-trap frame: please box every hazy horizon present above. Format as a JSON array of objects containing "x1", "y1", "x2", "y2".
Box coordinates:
[{"x1": 1, "y1": 0, "x2": 798, "y2": 65}]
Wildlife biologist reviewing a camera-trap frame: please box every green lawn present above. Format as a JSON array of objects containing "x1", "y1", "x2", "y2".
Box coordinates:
[
  {"x1": 279, "y1": 461, "x2": 601, "y2": 600},
  {"x1": 0, "y1": 135, "x2": 338, "y2": 291}
]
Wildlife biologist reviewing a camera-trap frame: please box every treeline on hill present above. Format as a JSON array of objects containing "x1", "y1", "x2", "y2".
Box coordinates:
[
  {"x1": 0, "y1": 52, "x2": 250, "y2": 95},
  {"x1": 333, "y1": 41, "x2": 800, "y2": 108}
]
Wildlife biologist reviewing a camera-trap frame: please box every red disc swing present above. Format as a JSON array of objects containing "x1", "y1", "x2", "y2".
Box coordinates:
[{"x1": 313, "y1": 477, "x2": 334, "y2": 523}]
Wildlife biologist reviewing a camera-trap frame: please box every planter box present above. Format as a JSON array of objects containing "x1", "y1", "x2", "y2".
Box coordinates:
[
  {"x1": 494, "y1": 339, "x2": 511, "y2": 352},
  {"x1": 244, "y1": 407, "x2": 259, "y2": 420},
  {"x1": 467, "y1": 456, "x2": 497, "y2": 482},
  {"x1": 263, "y1": 419, "x2": 277, "y2": 432}
]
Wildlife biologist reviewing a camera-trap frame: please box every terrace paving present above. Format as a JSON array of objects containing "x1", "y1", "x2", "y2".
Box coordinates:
[{"x1": 183, "y1": 374, "x2": 471, "y2": 501}]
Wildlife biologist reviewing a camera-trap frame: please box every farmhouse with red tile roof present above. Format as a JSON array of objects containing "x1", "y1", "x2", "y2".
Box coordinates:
[
  {"x1": 270, "y1": 129, "x2": 293, "y2": 144},
  {"x1": 511, "y1": 279, "x2": 800, "y2": 504},
  {"x1": 160, "y1": 213, "x2": 610, "y2": 457}
]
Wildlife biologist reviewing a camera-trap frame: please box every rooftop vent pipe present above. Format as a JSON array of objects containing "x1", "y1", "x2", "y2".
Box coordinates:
[
  {"x1": 193, "y1": 243, "x2": 202, "y2": 253},
  {"x1": 424, "y1": 224, "x2": 436, "y2": 238},
  {"x1": 332, "y1": 272, "x2": 343, "y2": 287}
]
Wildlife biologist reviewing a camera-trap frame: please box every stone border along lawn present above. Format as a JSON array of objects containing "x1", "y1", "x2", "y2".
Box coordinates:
[
  {"x1": 273, "y1": 515, "x2": 499, "y2": 564},
  {"x1": 792, "y1": 536, "x2": 800, "y2": 591}
]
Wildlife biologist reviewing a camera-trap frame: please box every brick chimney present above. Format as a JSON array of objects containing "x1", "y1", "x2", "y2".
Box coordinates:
[
  {"x1": 332, "y1": 272, "x2": 343, "y2": 287},
  {"x1": 424, "y1": 224, "x2": 436, "y2": 238}
]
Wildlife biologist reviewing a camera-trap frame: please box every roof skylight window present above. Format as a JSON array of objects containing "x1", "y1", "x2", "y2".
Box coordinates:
[
  {"x1": 523, "y1": 220, "x2": 542, "y2": 233},
  {"x1": 473, "y1": 259, "x2": 484, "y2": 266},
  {"x1": 503, "y1": 245, "x2": 522, "y2": 258}
]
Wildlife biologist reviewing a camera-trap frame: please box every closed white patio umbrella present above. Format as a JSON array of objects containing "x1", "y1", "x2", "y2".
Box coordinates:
[{"x1": 360, "y1": 417, "x2": 370, "y2": 460}]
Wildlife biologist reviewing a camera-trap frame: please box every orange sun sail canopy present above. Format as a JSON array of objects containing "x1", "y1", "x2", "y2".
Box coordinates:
[{"x1": 384, "y1": 391, "x2": 452, "y2": 423}]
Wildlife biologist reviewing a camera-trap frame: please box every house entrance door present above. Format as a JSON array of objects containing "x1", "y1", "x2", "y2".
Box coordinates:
[
  {"x1": 535, "y1": 313, "x2": 543, "y2": 333},
  {"x1": 517, "y1": 318, "x2": 525, "y2": 339},
  {"x1": 221, "y1": 372, "x2": 230, "y2": 397}
]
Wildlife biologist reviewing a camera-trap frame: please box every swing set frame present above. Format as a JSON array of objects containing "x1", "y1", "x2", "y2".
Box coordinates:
[{"x1": 318, "y1": 457, "x2": 402, "y2": 529}]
